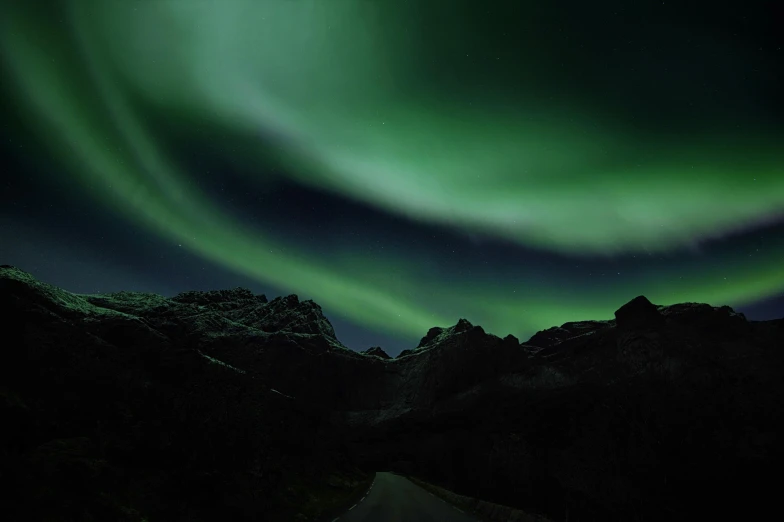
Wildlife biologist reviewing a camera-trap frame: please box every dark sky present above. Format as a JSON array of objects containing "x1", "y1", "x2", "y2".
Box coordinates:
[{"x1": 1, "y1": 0, "x2": 783, "y2": 357}]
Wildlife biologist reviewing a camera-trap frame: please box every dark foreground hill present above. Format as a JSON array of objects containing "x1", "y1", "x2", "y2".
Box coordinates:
[{"x1": 1, "y1": 265, "x2": 783, "y2": 521}]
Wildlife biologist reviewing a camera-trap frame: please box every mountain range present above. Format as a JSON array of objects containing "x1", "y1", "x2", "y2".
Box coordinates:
[{"x1": 1, "y1": 264, "x2": 782, "y2": 521}]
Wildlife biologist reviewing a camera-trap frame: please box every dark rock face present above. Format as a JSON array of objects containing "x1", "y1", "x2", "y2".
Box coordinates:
[
  {"x1": 614, "y1": 295, "x2": 663, "y2": 330},
  {"x1": 502, "y1": 333, "x2": 519, "y2": 348},
  {"x1": 658, "y1": 301, "x2": 750, "y2": 338},
  {"x1": 361, "y1": 346, "x2": 391, "y2": 359},
  {"x1": 173, "y1": 287, "x2": 264, "y2": 305},
  {"x1": 2, "y1": 265, "x2": 783, "y2": 522},
  {"x1": 526, "y1": 325, "x2": 571, "y2": 350},
  {"x1": 526, "y1": 320, "x2": 612, "y2": 354},
  {"x1": 417, "y1": 326, "x2": 445, "y2": 348},
  {"x1": 0, "y1": 266, "x2": 358, "y2": 522}
]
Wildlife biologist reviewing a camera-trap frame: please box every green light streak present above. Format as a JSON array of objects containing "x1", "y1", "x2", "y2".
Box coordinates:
[{"x1": 2, "y1": 0, "x2": 783, "y2": 343}]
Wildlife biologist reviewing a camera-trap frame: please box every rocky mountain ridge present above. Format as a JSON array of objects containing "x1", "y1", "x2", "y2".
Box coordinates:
[{"x1": 2, "y1": 264, "x2": 783, "y2": 521}]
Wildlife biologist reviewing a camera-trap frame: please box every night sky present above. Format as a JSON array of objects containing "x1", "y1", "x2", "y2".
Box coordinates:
[{"x1": 1, "y1": 0, "x2": 783, "y2": 357}]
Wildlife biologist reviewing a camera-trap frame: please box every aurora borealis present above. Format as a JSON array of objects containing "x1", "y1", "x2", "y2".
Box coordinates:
[{"x1": 1, "y1": 0, "x2": 782, "y2": 355}]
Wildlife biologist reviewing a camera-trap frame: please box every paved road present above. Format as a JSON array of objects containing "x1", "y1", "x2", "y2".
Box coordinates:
[{"x1": 333, "y1": 472, "x2": 480, "y2": 522}]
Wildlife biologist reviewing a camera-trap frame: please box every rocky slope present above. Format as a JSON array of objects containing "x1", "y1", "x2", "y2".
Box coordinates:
[
  {"x1": 2, "y1": 265, "x2": 783, "y2": 521},
  {"x1": 0, "y1": 266, "x2": 365, "y2": 522}
]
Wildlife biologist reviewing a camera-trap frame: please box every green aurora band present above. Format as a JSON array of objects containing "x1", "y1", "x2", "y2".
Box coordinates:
[{"x1": 2, "y1": 1, "x2": 783, "y2": 342}]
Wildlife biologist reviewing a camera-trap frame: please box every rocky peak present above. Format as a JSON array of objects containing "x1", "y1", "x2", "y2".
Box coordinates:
[
  {"x1": 259, "y1": 295, "x2": 338, "y2": 340},
  {"x1": 361, "y1": 346, "x2": 391, "y2": 359},
  {"x1": 502, "y1": 334, "x2": 520, "y2": 348},
  {"x1": 283, "y1": 294, "x2": 299, "y2": 306},
  {"x1": 416, "y1": 326, "x2": 444, "y2": 349},
  {"x1": 415, "y1": 318, "x2": 481, "y2": 351},
  {"x1": 614, "y1": 295, "x2": 663, "y2": 330},
  {"x1": 454, "y1": 317, "x2": 474, "y2": 332}
]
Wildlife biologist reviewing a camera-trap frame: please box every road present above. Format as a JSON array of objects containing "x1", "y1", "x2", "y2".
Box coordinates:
[{"x1": 332, "y1": 472, "x2": 481, "y2": 522}]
